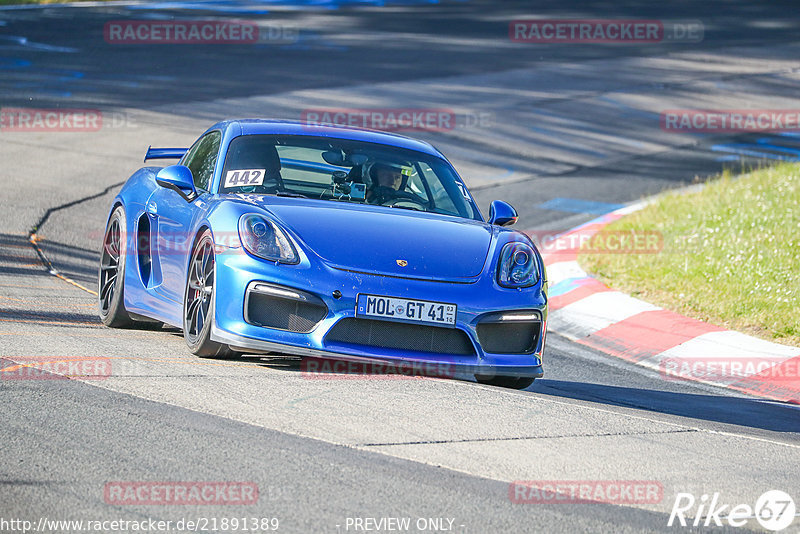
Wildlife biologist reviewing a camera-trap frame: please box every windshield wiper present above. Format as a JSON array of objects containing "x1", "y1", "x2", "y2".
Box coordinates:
[{"x1": 274, "y1": 191, "x2": 308, "y2": 198}]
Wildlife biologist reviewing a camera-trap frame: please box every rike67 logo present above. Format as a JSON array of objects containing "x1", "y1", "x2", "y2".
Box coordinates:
[{"x1": 669, "y1": 490, "x2": 795, "y2": 531}]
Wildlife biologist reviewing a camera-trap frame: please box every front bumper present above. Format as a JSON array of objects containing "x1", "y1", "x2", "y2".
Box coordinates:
[{"x1": 211, "y1": 247, "x2": 547, "y2": 378}]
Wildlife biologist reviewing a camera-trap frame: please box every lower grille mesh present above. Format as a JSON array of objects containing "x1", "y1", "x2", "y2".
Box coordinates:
[{"x1": 325, "y1": 318, "x2": 474, "y2": 356}]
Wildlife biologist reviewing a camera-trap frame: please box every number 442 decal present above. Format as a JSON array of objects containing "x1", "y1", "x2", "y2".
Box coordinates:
[{"x1": 224, "y1": 169, "x2": 265, "y2": 187}]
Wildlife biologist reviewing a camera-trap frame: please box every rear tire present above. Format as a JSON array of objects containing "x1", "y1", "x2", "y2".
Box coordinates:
[
  {"x1": 98, "y1": 207, "x2": 135, "y2": 328},
  {"x1": 475, "y1": 374, "x2": 535, "y2": 390},
  {"x1": 183, "y1": 230, "x2": 237, "y2": 358}
]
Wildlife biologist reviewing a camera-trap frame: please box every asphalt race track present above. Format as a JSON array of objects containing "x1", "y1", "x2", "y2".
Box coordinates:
[{"x1": 1, "y1": 1, "x2": 799, "y2": 533}]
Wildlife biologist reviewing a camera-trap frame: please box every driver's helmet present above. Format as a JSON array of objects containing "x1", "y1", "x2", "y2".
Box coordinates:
[{"x1": 366, "y1": 161, "x2": 410, "y2": 191}]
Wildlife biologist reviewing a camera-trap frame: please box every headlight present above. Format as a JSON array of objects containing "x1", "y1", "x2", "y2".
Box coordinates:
[
  {"x1": 497, "y1": 241, "x2": 538, "y2": 288},
  {"x1": 238, "y1": 214, "x2": 299, "y2": 264}
]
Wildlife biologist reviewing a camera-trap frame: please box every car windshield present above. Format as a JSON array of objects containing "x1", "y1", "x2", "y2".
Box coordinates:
[{"x1": 218, "y1": 135, "x2": 481, "y2": 221}]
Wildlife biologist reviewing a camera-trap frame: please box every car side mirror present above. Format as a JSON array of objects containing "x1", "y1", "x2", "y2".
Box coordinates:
[
  {"x1": 156, "y1": 165, "x2": 197, "y2": 201},
  {"x1": 488, "y1": 200, "x2": 518, "y2": 226}
]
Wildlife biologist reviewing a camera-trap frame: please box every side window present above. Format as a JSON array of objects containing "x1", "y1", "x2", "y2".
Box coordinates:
[{"x1": 181, "y1": 131, "x2": 221, "y2": 191}]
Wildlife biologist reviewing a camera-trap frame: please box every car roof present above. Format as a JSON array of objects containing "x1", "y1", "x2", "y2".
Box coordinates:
[{"x1": 205, "y1": 119, "x2": 444, "y2": 158}]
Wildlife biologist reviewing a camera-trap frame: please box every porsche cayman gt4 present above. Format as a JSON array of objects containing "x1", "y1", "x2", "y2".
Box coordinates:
[{"x1": 98, "y1": 119, "x2": 547, "y2": 388}]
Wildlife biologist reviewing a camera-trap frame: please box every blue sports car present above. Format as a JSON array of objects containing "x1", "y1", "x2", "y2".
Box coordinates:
[{"x1": 99, "y1": 119, "x2": 547, "y2": 388}]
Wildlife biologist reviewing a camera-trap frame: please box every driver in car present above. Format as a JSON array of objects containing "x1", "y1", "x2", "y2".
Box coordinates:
[{"x1": 367, "y1": 162, "x2": 406, "y2": 204}]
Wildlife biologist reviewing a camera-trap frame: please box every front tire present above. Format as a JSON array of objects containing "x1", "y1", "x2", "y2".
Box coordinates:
[
  {"x1": 183, "y1": 230, "x2": 236, "y2": 358},
  {"x1": 98, "y1": 207, "x2": 135, "y2": 328},
  {"x1": 475, "y1": 374, "x2": 535, "y2": 390}
]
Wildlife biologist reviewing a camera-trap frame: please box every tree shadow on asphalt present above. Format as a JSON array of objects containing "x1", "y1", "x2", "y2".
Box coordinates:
[
  {"x1": 531, "y1": 378, "x2": 800, "y2": 433},
  {"x1": 0, "y1": 233, "x2": 49, "y2": 276},
  {"x1": 0, "y1": 308, "x2": 101, "y2": 326},
  {"x1": 37, "y1": 238, "x2": 101, "y2": 285},
  {"x1": 0, "y1": 232, "x2": 100, "y2": 285}
]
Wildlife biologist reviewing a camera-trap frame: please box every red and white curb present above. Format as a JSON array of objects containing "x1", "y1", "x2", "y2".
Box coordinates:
[{"x1": 528, "y1": 204, "x2": 800, "y2": 404}]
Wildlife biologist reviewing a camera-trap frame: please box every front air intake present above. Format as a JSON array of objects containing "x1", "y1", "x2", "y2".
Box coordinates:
[
  {"x1": 245, "y1": 283, "x2": 327, "y2": 333},
  {"x1": 476, "y1": 311, "x2": 542, "y2": 354}
]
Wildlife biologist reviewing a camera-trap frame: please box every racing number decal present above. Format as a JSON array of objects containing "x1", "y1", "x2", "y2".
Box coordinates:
[{"x1": 224, "y1": 169, "x2": 265, "y2": 187}]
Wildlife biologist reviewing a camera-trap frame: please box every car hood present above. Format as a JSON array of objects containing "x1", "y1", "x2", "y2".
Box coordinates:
[{"x1": 247, "y1": 198, "x2": 492, "y2": 280}]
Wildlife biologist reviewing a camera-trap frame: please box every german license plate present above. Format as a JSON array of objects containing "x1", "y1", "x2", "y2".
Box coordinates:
[{"x1": 356, "y1": 294, "x2": 457, "y2": 327}]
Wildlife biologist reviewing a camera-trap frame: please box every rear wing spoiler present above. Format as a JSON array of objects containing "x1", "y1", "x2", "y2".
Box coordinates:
[{"x1": 144, "y1": 146, "x2": 188, "y2": 162}]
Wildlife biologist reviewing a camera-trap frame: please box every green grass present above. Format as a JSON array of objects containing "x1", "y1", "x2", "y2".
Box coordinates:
[{"x1": 579, "y1": 163, "x2": 800, "y2": 347}]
